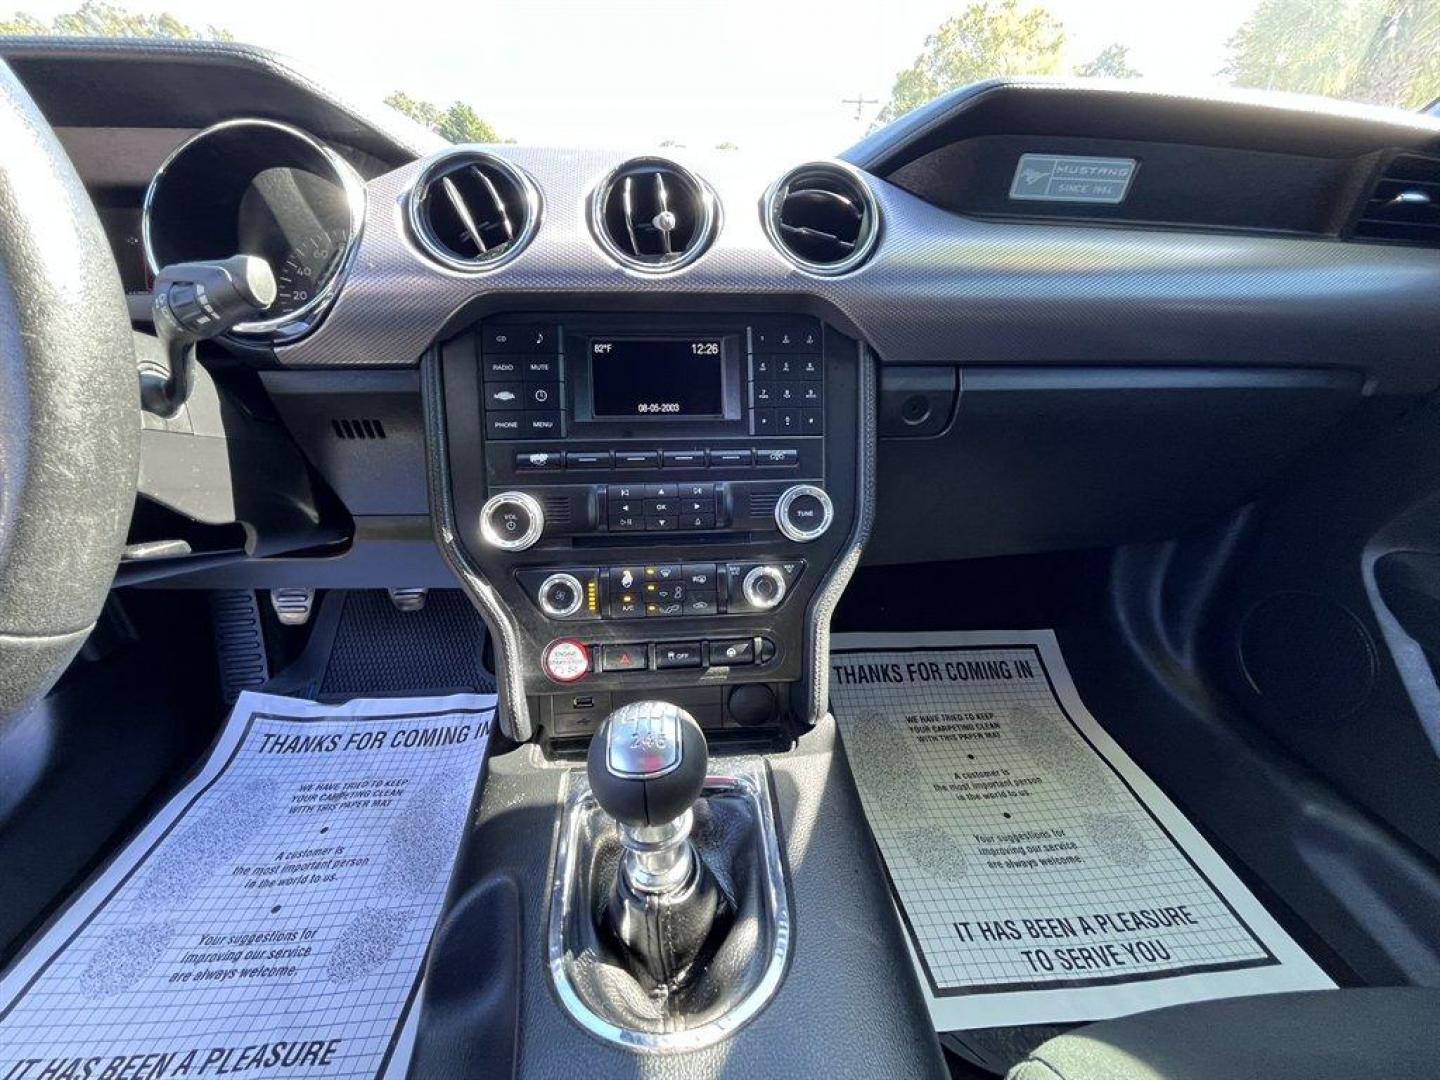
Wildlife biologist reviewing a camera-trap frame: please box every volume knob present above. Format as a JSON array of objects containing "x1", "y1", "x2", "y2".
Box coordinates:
[
  {"x1": 479, "y1": 491, "x2": 544, "y2": 551},
  {"x1": 774, "y1": 484, "x2": 833, "y2": 543}
]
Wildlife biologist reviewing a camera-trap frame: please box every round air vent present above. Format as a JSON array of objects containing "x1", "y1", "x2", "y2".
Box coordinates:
[
  {"x1": 763, "y1": 161, "x2": 880, "y2": 275},
  {"x1": 407, "y1": 150, "x2": 539, "y2": 272},
  {"x1": 589, "y1": 158, "x2": 718, "y2": 273}
]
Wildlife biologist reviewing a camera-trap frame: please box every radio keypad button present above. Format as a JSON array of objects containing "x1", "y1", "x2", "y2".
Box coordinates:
[
  {"x1": 797, "y1": 383, "x2": 822, "y2": 405},
  {"x1": 797, "y1": 356, "x2": 822, "y2": 378},
  {"x1": 754, "y1": 409, "x2": 775, "y2": 435},
  {"x1": 754, "y1": 383, "x2": 776, "y2": 406},
  {"x1": 801, "y1": 409, "x2": 824, "y2": 433},
  {"x1": 775, "y1": 382, "x2": 801, "y2": 405},
  {"x1": 709, "y1": 448, "x2": 751, "y2": 468},
  {"x1": 776, "y1": 409, "x2": 801, "y2": 433},
  {"x1": 752, "y1": 356, "x2": 775, "y2": 379}
]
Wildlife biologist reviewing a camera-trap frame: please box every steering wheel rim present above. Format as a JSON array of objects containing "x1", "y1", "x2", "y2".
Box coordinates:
[{"x1": 0, "y1": 59, "x2": 139, "y2": 724}]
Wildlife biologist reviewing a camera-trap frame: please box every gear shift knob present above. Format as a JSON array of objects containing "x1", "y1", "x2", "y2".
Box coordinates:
[{"x1": 587, "y1": 701, "x2": 708, "y2": 829}]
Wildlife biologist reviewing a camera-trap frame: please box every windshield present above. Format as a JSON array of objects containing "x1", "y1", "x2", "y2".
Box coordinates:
[{"x1": 3, "y1": 0, "x2": 1437, "y2": 157}]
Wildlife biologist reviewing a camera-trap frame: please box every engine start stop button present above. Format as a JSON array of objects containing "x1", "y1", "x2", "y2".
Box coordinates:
[{"x1": 542, "y1": 639, "x2": 590, "y2": 683}]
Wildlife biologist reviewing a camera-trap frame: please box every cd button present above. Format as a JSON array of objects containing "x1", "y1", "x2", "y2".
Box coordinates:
[
  {"x1": 484, "y1": 323, "x2": 558, "y2": 354},
  {"x1": 486, "y1": 382, "x2": 524, "y2": 410}
]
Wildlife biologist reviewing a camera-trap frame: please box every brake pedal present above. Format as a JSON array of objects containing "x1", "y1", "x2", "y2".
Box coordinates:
[{"x1": 270, "y1": 587, "x2": 316, "y2": 626}]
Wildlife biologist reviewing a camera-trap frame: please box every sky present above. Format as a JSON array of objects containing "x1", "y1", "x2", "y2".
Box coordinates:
[{"x1": 3, "y1": 0, "x2": 1265, "y2": 157}]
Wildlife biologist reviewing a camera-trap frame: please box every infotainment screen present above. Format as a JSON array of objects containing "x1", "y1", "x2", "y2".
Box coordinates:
[{"x1": 589, "y1": 338, "x2": 725, "y2": 418}]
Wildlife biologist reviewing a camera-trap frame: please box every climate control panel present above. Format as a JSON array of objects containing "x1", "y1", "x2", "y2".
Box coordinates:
[{"x1": 516, "y1": 560, "x2": 804, "y2": 622}]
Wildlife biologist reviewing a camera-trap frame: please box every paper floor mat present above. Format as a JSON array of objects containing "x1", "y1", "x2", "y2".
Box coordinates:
[
  {"x1": 0, "y1": 691, "x2": 496, "y2": 1079},
  {"x1": 831, "y1": 631, "x2": 1332, "y2": 1031}
]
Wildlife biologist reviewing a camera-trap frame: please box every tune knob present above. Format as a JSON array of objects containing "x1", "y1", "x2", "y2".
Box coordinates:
[
  {"x1": 742, "y1": 565, "x2": 787, "y2": 610},
  {"x1": 775, "y1": 484, "x2": 834, "y2": 543},
  {"x1": 479, "y1": 491, "x2": 544, "y2": 551}
]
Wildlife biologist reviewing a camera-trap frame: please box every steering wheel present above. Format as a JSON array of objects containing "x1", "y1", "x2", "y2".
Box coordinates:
[{"x1": 0, "y1": 61, "x2": 139, "y2": 725}]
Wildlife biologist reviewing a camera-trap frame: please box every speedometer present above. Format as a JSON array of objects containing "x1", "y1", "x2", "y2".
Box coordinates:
[{"x1": 144, "y1": 119, "x2": 364, "y2": 342}]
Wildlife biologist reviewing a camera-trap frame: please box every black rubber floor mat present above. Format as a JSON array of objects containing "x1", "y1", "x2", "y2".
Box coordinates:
[{"x1": 267, "y1": 590, "x2": 496, "y2": 699}]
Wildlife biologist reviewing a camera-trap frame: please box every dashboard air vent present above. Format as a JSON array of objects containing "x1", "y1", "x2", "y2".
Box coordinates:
[
  {"x1": 1351, "y1": 154, "x2": 1440, "y2": 247},
  {"x1": 764, "y1": 162, "x2": 880, "y2": 275},
  {"x1": 408, "y1": 150, "x2": 539, "y2": 272},
  {"x1": 590, "y1": 158, "x2": 718, "y2": 273}
]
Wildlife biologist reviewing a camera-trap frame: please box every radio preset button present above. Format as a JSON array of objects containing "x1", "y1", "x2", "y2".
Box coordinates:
[
  {"x1": 616, "y1": 450, "x2": 659, "y2": 469},
  {"x1": 567, "y1": 450, "x2": 611, "y2": 469},
  {"x1": 663, "y1": 449, "x2": 706, "y2": 468},
  {"x1": 710, "y1": 449, "x2": 752, "y2": 468}
]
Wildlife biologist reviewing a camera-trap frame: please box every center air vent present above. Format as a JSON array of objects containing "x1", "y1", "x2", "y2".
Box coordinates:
[
  {"x1": 764, "y1": 162, "x2": 880, "y2": 275},
  {"x1": 408, "y1": 150, "x2": 539, "y2": 272},
  {"x1": 1351, "y1": 154, "x2": 1440, "y2": 247},
  {"x1": 589, "y1": 158, "x2": 718, "y2": 273}
]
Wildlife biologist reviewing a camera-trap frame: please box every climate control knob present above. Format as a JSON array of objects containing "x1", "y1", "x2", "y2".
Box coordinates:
[
  {"x1": 742, "y1": 565, "x2": 787, "y2": 610},
  {"x1": 537, "y1": 573, "x2": 584, "y2": 618},
  {"x1": 479, "y1": 491, "x2": 544, "y2": 551},
  {"x1": 775, "y1": 484, "x2": 834, "y2": 543}
]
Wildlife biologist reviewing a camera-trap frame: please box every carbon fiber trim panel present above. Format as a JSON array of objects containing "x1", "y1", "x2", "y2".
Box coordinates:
[{"x1": 279, "y1": 144, "x2": 1440, "y2": 394}]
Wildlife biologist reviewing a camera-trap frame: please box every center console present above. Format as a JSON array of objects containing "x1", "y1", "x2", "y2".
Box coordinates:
[{"x1": 435, "y1": 311, "x2": 868, "y2": 745}]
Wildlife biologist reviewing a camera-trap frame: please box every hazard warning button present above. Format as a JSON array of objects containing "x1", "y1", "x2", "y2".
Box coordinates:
[{"x1": 600, "y1": 644, "x2": 649, "y2": 673}]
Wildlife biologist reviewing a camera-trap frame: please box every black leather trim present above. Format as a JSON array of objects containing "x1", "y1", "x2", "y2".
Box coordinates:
[{"x1": 0, "y1": 58, "x2": 137, "y2": 722}]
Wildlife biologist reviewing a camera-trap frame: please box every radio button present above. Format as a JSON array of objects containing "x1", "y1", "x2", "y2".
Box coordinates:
[
  {"x1": 616, "y1": 450, "x2": 659, "y2": 469},
  {"x1": 515, "y1": 450, "x2": 562, "y2": 471},
  {"x1": 567, "y1": 450, "x2": 612, "y2": 469},
  {"x1": 755, "y1": 447, "x2": 798, "y2": 467},
  {"x1": 483, "y1": 357, "x2": 523, "y2": 381},
  {"x1": 524, "y1": 412, "x2": 563, "y2": 438},
  {"x1": 486, "y1": 382, "x2": 524, "y2": 410},
  {"x1": 662, "y1": 449, "x2": 706, "y2": 468},
  {"x1": 486, "y1": 415, "x2": 524, "y2": 440},
  {"x1": 709, "y1": 449, "x2": 752, "y2": 468}
]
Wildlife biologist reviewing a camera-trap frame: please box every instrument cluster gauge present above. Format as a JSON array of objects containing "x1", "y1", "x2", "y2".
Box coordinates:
[{"x1": 143, "y1": 118, "x2": 366, "y2": 343}]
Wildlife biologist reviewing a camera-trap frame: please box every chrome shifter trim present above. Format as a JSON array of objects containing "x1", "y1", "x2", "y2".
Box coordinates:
[{"x1": 547, "y1": 761, "x2": 792, "y2": 1052}]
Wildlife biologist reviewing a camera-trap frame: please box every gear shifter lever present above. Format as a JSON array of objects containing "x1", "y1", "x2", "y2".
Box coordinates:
[
  {"x1": 586, "y1": 701, "x2": 726, "y2": 985},
  {"x1": 587, "y1": 700, "x2": 708, "y2": 892}
]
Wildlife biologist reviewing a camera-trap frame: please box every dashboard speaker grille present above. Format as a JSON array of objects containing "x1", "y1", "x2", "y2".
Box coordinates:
[
  {"x1": 764, "y1": 162, "x2": 880, "y2": 275},
  {"x1": 590, "y1": 158, "x2": 717, "y2": 273},
  {"x1": 1351, "y1": 154, "x2": 1440, "y2": 247},
  {"x1": 408, "y1": 150, "x2": 538, "y2": 272}
]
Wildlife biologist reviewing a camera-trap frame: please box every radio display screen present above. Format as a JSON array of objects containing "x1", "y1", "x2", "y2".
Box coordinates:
[{"x1": 589, "y1": 338, "x2": 725, "y2": 418}]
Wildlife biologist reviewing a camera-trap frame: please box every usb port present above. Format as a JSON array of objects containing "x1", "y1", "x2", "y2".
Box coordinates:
[{"x1": 571, "y1": 695, "x2": 596, "y2": 711}]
